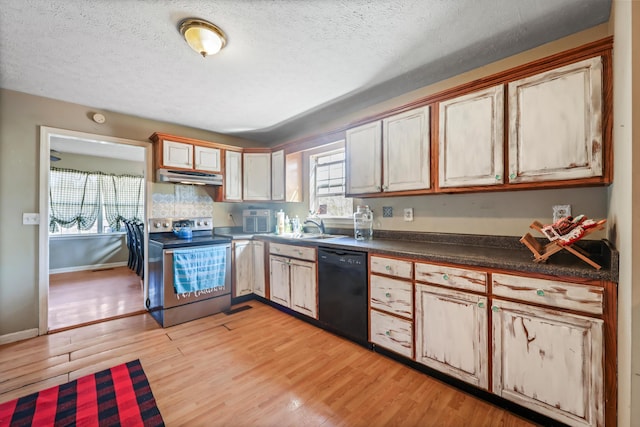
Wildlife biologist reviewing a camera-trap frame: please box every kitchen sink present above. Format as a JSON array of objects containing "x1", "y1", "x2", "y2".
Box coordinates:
[{"x1": 269, "y1": 233, "x2": 345, "y2": 240}]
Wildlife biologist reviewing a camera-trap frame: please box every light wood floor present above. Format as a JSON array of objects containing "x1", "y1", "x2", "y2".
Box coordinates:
[
  {"x1": 1, "y1": 301, "x2": 536, "y2": 426},
  {"x1": 48, "y1": 266, "x2": 145, "y2": 331}
]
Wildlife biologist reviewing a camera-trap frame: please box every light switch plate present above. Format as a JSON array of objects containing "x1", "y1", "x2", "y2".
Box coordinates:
[
  {"x1": 23, "y1": 213, "x2": 40, "y2": 225},
  {"x1": 404, "y1": 208, "x2": 414, "y2": 222}
]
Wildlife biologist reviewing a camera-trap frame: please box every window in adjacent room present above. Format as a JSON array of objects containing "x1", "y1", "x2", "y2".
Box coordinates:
[
  {"x1": 309, "y1": 146, "x2": 353, "y2": 218},
  {"x1": 49, "y1": 167, "x2": 144, "y2": 235}
]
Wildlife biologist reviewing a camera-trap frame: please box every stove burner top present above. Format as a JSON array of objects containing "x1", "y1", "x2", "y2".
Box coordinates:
[{"x1": 149, "y1": 232, "x2": 230, "y2": 249}]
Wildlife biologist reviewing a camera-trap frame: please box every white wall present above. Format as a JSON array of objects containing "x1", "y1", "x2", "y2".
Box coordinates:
[
  {"x1": 0, "y1": 89, "x2": 259, "y2": 337},
  {"x1": 608, "y1": 1, "x2": 638, "y2": 426}
]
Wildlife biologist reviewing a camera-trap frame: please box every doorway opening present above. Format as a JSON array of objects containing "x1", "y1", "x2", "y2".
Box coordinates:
[{"x1": 39, "y1": 127, "x2": 152, "y2": 334}]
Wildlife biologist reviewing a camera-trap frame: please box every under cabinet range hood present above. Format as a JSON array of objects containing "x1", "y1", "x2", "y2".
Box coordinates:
[{"x1": 156, "y1": 168, "x2": 223, "y2": 186}]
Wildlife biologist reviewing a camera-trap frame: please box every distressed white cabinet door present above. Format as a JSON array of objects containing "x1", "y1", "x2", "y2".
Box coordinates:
[
  {"x1": 383, "y1": 106, "x2": 431, "y2": 191},
  {"x1": 252, "y1": 241, "x2": 266, "y2": 297},
  {"x1": 346, "y1": 121, "x2": 382, "y2": 194},
  {"x1": 508, "y1": 56, "x2": 603, "y2": 183},
  {"x1": 243, "y1": 152, "x2": 271, "y2": 200},
  {"x1": 224, "y1": 150, "x2": 243, "y2": 201},
  {"x1": 492, "y1": 299, "x2": 604, "y2": 427},
  {"x1": 194, "y1": 146, "x2": 221, "y2": 172},
  {"x1": 289, "y1": 259, "x2": 317, "y2": 319},
  {"x1": 415, "y1": 284, "x2": 488, "y2": 389},
  {"x1": 271, "y1": 149, "x2": 285, "y2": 201},
  {"x1": 233, "y1": 240, "x2": 253, "y2": 297},
  {"x1": 163, "y1": 140, "x2": 193, "y2": 169},
  {"x1": 269, "y1": 255, "x2": 290, "y2": 307},
  {"x1": 439, "y1": 85, "x2": 504, "y2": 187}
]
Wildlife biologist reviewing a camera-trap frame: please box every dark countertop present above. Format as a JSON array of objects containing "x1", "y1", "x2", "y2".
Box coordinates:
[{"x1": 252, "y1": 229, "x2": 618, "y2": 283}]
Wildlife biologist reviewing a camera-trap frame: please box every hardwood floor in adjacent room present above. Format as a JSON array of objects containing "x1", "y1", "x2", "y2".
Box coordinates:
[
  {"x1": 48, "y1": 266, "x2": 144, "y2": 331},
  {"x1": 1, "y1": 301, "x2": 536, "y2": 426}
]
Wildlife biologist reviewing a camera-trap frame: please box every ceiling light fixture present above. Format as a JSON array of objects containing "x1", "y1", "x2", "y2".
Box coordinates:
[{"x1": 179, "y1": 18, "x2": 227, "y2": 57}]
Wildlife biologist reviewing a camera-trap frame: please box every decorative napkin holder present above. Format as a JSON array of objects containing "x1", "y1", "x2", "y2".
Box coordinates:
[{"x1": 520, "y1": 218, "x2": 607, "y2": 270}]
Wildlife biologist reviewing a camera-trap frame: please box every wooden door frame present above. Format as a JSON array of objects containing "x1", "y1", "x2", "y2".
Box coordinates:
[{"x1": 38, "y1": 126, "x2": 152, "y2": 335}]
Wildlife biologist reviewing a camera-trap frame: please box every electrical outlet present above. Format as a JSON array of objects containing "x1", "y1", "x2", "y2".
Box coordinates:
[
  {"x1": 552, "y1": 205, "x2": 571, "y2": 222},
  {"x1": 23, "y1": 213, "x2": 40, "y2": 225},
  {"x1": 404, "y1": 208, "x2": 414, "y2": 222}
]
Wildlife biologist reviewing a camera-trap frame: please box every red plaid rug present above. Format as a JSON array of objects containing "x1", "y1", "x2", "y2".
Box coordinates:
[{"x1": 0, "y1": 359, "x2": 164, "y2": 426}]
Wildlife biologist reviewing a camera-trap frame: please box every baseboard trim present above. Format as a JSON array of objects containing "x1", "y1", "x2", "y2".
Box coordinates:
[
  {"x1": 49, "y1": 261, "x2": 128, "y2": 275},
  {"x1": 0, "y1": 328, "x2": 39, "y2": 345}
]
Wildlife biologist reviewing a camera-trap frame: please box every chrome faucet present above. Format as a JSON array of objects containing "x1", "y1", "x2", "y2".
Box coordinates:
[{"x1": 303, "y1": 219, "x2": 325, "y2": 234}]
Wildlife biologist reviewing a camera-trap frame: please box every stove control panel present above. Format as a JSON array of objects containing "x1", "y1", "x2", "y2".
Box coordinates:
[{"x1": 149, "y1": 217, "x2": 213, "y2": 233}]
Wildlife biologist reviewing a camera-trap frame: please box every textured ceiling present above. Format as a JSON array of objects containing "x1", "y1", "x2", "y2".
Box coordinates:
[{"x1": 0, "y1": 0, "x2": 611, "y2": 144}]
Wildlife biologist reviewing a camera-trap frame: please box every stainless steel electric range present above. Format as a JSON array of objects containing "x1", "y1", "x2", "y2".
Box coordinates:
[{"x1": 147, "y1": 217, "x2": 231, "y2": 327}]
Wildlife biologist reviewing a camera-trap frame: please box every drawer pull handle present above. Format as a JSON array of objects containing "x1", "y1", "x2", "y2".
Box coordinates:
[
  {"x1": 492, "y1": 306, "x2": 500, "y2": 312},
  {"x1": 536, "y1": 289, "x2": 545, "y2": 296},
  {"x1": 478, "y1": 302, "x2": 485, "y2": 308},
  {"x1": 385, "y1": 292, "x2": 391, "y2": 298},
  {"x1": 443, "y1": 273, "x2": 449, "y2": 280}
]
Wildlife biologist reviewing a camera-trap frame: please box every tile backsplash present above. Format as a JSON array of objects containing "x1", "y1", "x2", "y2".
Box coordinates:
[{"x1": 151, "y1": 184, "x2": 214, "y2": 218}]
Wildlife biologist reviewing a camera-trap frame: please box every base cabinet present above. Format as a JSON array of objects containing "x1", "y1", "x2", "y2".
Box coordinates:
[
  {"x1": 270, "y1": 255, "x2": 291, "y2": 306},
  {"x1": 269, "y1": 243, "x2": 317, "y2": 319},
  {"x1": 289, "y1": 259, "x2": 317, "y2": 318},
  {"x1": 492, "y1": 299, "x2": 604, "y2": 427},
  {"x1": 233, "y1": 240, "x2": 265, "y2": 298},
  {"x1": 252, "y1": 241, "x2": 266, "y2": 297},
  {"x1": 415, "y1": 284, "x2": 488, "y2": 389}
]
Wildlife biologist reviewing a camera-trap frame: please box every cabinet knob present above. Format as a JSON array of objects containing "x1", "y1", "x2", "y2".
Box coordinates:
[
  {"x1": 385, "y1": 292, "x2": 391, "y2": 298},
  {"x1": 492, "y1": 306, "x2": 500, "y2": 312},
  {"x1": 377, "y1": 186, "x2": 381, "y2": 191},
  {"x1": 443, "y1": 273, "x2": 449, "y2": 281},
  {"x1": 478, "y1": 302, "x2": 485, "y2": 308},
  {"x1": 385, "y1": 330, "x2": 391, "y2": 336},
  {"x1": 385, "y1": 265, "x2": 391, "y2": 271},
  {"x1": 383, "y1": 185, "x2": 388, "y2": 190},
  {"x1": 536, "y1": 289, "x2": 545, "y2": 296},
  {"x1": 495, "y1": 174, "x2": 501, "y2": 180},
  {"x1": 509, "y1": 173, "x2": 516, "y2": 180}
]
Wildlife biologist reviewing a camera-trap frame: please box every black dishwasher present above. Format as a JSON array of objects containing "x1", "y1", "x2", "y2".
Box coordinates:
[{"x1": 318, "y1": 247, "x2": 369, "y2": 347}]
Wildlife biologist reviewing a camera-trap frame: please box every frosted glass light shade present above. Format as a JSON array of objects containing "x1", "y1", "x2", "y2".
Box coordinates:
[{"x1": 179, "y1": 18, "x2": 227, "y2": 57}]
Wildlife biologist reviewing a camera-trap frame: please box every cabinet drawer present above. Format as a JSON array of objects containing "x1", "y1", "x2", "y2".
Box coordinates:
[
  {"x1": 371, "y1": 256, "x2": 413, "y2": 279},
  {"x1": 269, "y1": 243, "x2": 316, "y2": 261},
  {"x1": 415, "y1": 262, "x2": 487, "y2": 293},
  {"x1": 492, "y1": 273, "x2": 603, "y2": 315},
  {"x1": 370, "y1": 310, "x2": 413, "y2": 358},
  {"x1": 370, "y1": 275, "x2": 413, "y2": 318}
]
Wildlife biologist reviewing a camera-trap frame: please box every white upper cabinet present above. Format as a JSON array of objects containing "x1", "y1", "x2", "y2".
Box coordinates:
[
  {"x1": 383, "y1": 106, "x2": 431, "y2": 192},
  {"x1": 507, "y1": 56, "x2": 603, "y2": 183},
  {"x1": 243, "y1": 152, "x2": 271, "y2": 200},
  {"x1": 194, "y1": 145, "x2": 221, "y2": 173},
  {"x1": 346, "y1": 121, "x2": 382, "y2": 194},
  {"x1": 224, "y1": 150, "x2": 243, "y2": 202},
  {"x1": 271, "y1": 149, "x2": 285, "y2": 201},
  {"x1": 346, "y1": 106, "x2": 430, "y2": 195},
  {"x1": 439, "y1": 85, "x2": 504, "y2": 187},
  {"x1": 162, "y1": 140, "x2": 193, "y2": 169}
]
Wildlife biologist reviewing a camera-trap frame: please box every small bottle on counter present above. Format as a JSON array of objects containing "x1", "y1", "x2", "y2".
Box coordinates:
[{"x1": 276, "y1": 209, "x2": 285, "y2": 235}]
